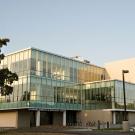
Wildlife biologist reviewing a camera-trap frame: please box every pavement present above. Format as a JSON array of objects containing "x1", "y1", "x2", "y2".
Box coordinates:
[{"x1": 1, "y1": 126, "x2": 135, "y2": 135}]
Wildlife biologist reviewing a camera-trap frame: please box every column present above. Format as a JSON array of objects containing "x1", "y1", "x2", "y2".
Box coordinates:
[
  {"x1": 111, "y1": 88, "x2": 115, "y2": 109},
  {"x1": 37, "y1": 61, "x2": 43, "y2": 76},
  {"x1": 112, "y1": 111, "x2": 116, "y2": 124},
  {"x1": 36, "y1": 110, "x2": 40, "y2": 127},
  {"x1": 63, "y1": 111, "x2": 66, "y2": 126}
]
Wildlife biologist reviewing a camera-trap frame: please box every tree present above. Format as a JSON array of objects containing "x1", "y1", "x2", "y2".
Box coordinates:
[
  {"x1": 0, "y1": 38, "x2": 18, "y2": 96},
  {"x1": 0, "y1": 38, "x2": 10, "y2": 63}
]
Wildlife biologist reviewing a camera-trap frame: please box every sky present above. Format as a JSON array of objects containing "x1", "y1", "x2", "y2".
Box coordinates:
[{"x1": 0, "y1": 0, "x2": 135, "y2": 66}]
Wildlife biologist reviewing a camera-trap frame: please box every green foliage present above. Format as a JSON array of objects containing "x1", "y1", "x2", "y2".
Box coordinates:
[
  {"x1": 0, "y1": 54, "x2": 4, "y2": 63},
  {"x1": 0, "y1": 38, "x2": 18, "y2": 96},
  {"x1": 0, "y1": 68, "x2": 18, "y2": 96},
  {"x1": 0, "y1": 38, "x2": 9, "y2": 63},
  {"x1": 0, "y1": 38, "x2": 10, "y2": 47}
]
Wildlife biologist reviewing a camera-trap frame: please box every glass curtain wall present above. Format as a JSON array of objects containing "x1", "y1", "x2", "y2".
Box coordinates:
[
  {"x1": 115, "y1": 80, "x2": 135, "y2": 110},
  {"x1": 30, "y1": 48, "x2": 107, "y2": 83},
  {"x1": 82, "y1": 80, "x2": 135, "y2": 111},
  {"x1": 28, "y1": 48, "x2": 107, "y2": 110},
  {"x1": 82, "y1": 81, "x2": 115, "y2": 110},
  {"x1": 0, "y1": 49, "x2": 31, "y2": 105},
  {"x1": 0, "y1": 48, "x2": 107, "y2": 110}
]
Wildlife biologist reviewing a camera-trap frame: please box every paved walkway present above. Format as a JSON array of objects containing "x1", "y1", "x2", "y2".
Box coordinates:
[{"x1": 1, "y1": 126, "x2": 134, "y2": 135}]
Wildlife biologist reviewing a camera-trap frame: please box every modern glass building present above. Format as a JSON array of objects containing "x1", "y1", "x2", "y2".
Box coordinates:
[
  {"x1": 0, "y1": 47, "x2": 135, "y2": 128},
  {"x1": 79, "y1": 80, "x2": 135, "y2": 125}
]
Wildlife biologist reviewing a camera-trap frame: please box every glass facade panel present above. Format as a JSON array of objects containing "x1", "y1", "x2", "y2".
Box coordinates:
[
  {"x1": 82, "y1": 81, "x2": 114, "y2": 110},
  {"x1": 115, "y1": 80, "x2": 135, "y2": 110},
  {"x1": 0, "y1": 48, "x2": 120, "y2": 111},
  {"x1": 0, "y1": 49, "x2": 31, "y2": 108}
]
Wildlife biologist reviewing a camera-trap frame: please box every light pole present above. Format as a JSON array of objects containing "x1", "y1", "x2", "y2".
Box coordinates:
[{"x1": 122, "y1": 70, "x2": 129, "y2": 121}]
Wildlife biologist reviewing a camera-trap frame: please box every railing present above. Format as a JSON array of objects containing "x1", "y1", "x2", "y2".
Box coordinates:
[
  {"x1": 0, "y1": 101, "x2": 82, "y2": 110},
  {"x1": 86, "y1": 121, "x2": 97, "y2": 127},
  {"x1": 66, "y1": 120, "x2": 111, "y2": 129},
  {"x1": 67, "y1": 122, "x2": 82, "y2": 127}
]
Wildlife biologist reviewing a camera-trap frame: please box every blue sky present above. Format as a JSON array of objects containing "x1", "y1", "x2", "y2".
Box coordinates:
[{"x1": 1, "y1": 0, "x2": 135, "y2": 66}]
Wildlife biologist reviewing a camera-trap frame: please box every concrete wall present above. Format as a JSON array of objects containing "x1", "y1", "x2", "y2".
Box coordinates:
[
  {"x1": 0, "y1": 111, "x2": 18, "y2": 128},
  {"x1": 77, "y1": 110, "x2": 112, "y2": 126},
  {"x1": 18, "y1": 110, "x2": 30, "y2": 128},
  {"x1": 105, "y1": 58, "x2": 135, "y2": 83}
]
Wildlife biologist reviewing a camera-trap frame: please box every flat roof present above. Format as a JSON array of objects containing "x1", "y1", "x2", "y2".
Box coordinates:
[
  {"x1": 5, "y1": 47, "x2": 105, "y2": 69},
  {"x1": 83, "y1": 79, "x2": 135, "y2": 85}
]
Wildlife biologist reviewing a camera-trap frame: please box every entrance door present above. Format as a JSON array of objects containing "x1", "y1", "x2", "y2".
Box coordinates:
[
  {"x1": 66, "y1": 111, "x2": 77, "y2": 124},
  {"x1": 40, "y1": 111, "x2": 53, "y2": 125},
  {"x1": 116, "y1": 111, "x2": 123, "y2": 124}
]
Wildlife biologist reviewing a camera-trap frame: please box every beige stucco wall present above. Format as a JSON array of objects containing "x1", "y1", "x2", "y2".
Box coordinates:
[
  {"x1": 128, "y1": 112, "x2": 135, "y2": 126},
  {"x1": 0, "y1": 111, "x2": 18, "y2": 128},
  {"x1": 105, "y1": 58, "x2": 135, "y2": 83},
  {"x1": 77, "y1": 110, "x2": 112, "y2": 126}
]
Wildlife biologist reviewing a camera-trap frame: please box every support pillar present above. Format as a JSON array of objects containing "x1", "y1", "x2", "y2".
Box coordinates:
[
  {"x1": 36, "y1": 110, "x2": 40, "y2": 127},
  {"x1": 63, "y1": 111, "x2": 66, "y2": 127},
  {"x1": 113, "y1": 111, "x2": 116, "y2": 124}
]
